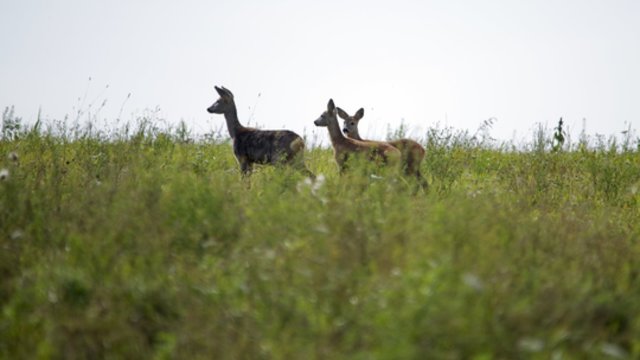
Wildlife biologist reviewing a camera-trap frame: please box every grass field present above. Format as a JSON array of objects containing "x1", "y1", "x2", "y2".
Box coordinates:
[{"x1": 1, "y1": 111, "x2": 640, "y2": 359}]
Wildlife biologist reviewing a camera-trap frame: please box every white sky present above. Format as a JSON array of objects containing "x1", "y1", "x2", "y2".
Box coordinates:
[{"x1": 1, "y1": 0, "x2": 639, "y2": 144}]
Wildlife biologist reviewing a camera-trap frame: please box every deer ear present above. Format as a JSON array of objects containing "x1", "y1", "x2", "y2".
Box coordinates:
[
  {"x1": 354, "y1": 108, "x2": 364, "y2": 120},
  {"x1": 221, "y1": 86, "x2": 234, "y2": 97},
  {"x1": 215, "y1": 86, "x2": 225, "y2": 96},
  {"x1": 336, "y1": 107, "x2": 350, "y2": 120},
  {"x1": 327, "y1": 99, "x2": 336, "y2": 113}
]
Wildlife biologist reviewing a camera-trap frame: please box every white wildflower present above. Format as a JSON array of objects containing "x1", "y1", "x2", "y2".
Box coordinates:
[
  {"x1": 8, "y1": 152, "x2": 18, "y2": 162},
  {"x1": 0, "y1": 168, "x2": 9, "y2": 181},
  {"x1": 10, "y1": 230, "x2": 24, "y2": 240},
  {"x1": 48, "y1": 290, "x2": 58, "y2": 304},
  {"x1": 297, "y1": 173, "x2": 326, "y2": 196},
  {"x1": 600, "y1": 343, "x2": 627, "y2": 359},
  {"x1": 314, "y1": 224, "x2": 329, "y2": 234},
  {"x1": 518, "y1": 337, "x2": 545, "y2": 352},
  {"x1": 296, "y1": 177, "x2": 313, "y2": 193},
  {"x1": 312, "y1": 174, "x2": 326, "y2": 194},
  {"x1": 462, "y1": 273, "x2": 484, "y2": 292}
]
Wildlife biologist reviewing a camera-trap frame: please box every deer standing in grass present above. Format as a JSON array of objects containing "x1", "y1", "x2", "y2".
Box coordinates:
[
  {"x1": 313, "y1": 99, "x2": 400, "y2": 173},
  {"x1": 338, "y1": 107, "x2": 428, "y2": 189},
  {"x1": 207, "y1": 86, "x2": 314, "y2": 178}
]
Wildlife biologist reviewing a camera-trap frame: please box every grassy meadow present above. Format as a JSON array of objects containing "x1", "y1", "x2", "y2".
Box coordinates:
[{"x1": 2, "y1": 110, "x2": 640, "y2": 359}]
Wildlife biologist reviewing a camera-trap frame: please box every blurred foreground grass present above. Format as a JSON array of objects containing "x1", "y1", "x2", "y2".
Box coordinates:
[{"x1": 1, "y1": 115, "x2": 640, "y2": 359}]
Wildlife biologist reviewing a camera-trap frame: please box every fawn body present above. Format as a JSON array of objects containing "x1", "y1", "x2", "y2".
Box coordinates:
[
  {"x1": 338, "y1": 107, "x2": 427, "y2": 188},
  {"x1": 207, "y1": 86, "x2": 313, "y2": 177},
  {"x1": 314, "y1": 99, "x2": 400, "y2": 173}
]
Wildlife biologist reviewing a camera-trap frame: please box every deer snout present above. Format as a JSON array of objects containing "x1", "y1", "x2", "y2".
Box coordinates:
[
  {"x1": 206, "y1": 106, "x2": 214, "y2": 113},
  {"x1": 314, "y1": 117, "x2": 327, "y2": 126},
  {"x1": 342, "y1": 127, "x2": 349, "y2": 134}
]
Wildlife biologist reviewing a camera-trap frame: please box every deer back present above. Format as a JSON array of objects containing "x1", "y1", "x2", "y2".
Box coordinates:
[
  {"x1": 337, "y1": 138, "x2": 400, "y2": 166},
  {"x1": 234, "y1": 129, "x2": 304, "y2": 165}
]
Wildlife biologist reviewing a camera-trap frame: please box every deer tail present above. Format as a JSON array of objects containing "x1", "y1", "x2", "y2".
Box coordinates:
[{"x1": 290, "y1": 137, "x2": 305, "y2": 154}]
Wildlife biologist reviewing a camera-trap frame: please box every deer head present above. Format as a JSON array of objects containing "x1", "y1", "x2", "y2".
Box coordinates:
[
  {"x1": 313, "y1": 99, "x2": 337, "y2": 127},
  {"x1": 337, "y1": 107, "x2": 364, "y2": 136},
  {"x1": 207, "y1": 86, "x2": 235, "y2": 114}
]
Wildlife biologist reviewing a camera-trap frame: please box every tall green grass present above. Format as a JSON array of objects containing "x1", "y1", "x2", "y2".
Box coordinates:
[{"x1": 1, "y1": 114, "x2": 640, "y2": 359}]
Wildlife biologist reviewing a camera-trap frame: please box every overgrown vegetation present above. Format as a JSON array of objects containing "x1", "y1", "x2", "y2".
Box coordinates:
[{"x1": 1, "y1": 113, "x2": 640, "y2": 359}]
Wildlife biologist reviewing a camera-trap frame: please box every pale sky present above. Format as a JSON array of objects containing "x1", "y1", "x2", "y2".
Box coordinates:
[{"x1": 1, "y1": 0, "x2": 639, "y2": 144}]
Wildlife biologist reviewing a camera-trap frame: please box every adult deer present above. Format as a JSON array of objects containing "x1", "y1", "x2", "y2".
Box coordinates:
[
  {"x1": 207, "y1": 86, "x2": 313, "y2": 178},
  {"x1": 338, "y1": 107, "x2": 428, "y2": 189},
  {"x1": 313, "y1": 99, "x2": 400, "y2": 173}
]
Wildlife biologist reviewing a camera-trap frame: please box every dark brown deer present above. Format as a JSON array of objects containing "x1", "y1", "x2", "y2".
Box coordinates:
[
  {"x1": 207, "y1": 86, "x2": 313, "y2": 178},
  {"x1": 338, "y1": 107, "x2": 428, "y2": 189},
  {"x1": 313, "y1": 99, "x2": 400, "y2": 173}
]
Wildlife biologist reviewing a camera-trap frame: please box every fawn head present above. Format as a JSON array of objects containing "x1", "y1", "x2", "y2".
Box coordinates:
[
  {"x1": 207, "y1": 86, "x2": 234, "y2": 114},
  {"x1": 337, "y1": 107, "x2": 364, "y2": 135},
  {"x1": 313, "y1": 99, "x2": 337, "y2": 127}
]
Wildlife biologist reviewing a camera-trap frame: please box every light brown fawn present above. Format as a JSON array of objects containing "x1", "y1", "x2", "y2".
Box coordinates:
[
  {"x1": 338, "y1": 107, "x2": 428, "y2": 189},
  {"x1": 313, "y1": 99, "x2": 400, "y2": 173},
  {"x1": 207, "y1": 86, "x2": 313, "y2": 178}
]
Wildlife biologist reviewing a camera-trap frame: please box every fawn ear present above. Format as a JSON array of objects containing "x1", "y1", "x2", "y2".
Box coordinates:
[
  {"x1": 336, "y1": 107, "x2": 350, "y2": 120},
  {"x1": 354, "y1": 108, "x2": 364, "y2": 120},
  {"x1": 327, "y1": 99, "x2": 336, "y2": 113}
]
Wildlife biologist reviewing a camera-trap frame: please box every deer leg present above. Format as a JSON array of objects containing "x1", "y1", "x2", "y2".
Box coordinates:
[
  {"x1": 336, "y1": 153, "x2": 350, "y2": 175},
  {"x1": 298, "y1": 164, "x2": 315, "y2": 179},
  {"x1": 403, "y1": 154, "x2": 415, "y2": 177},
  {"x1": 416, "y1": 170, "x2": 429, "y2": 192},
  {"x1": 239, "y1": 158, "x2": 253, "y2": 177},
  {"x1": 291, "y1": 153, "x2": 315, "y2": 179}
]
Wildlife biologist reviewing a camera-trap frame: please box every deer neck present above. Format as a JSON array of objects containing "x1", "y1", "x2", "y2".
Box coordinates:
[
  {"x1": 326, "y1": 115, "x2": 348, "y2": 147},
  {"x1": 223, "y1": 105, "x2": 244, "y2": 138},
  {"x1": 349, "y1": 126, "x2": 363, "y2": 141}
]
